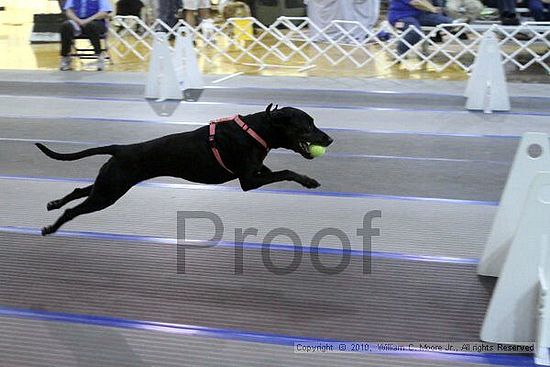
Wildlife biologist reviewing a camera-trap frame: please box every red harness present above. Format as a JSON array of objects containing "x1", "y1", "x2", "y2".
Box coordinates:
[{"x1": 209, "y1": 115, "x2": 269, "y2": 174}]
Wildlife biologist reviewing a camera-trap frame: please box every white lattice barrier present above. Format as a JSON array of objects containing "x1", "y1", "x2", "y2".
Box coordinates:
[{"x1": 107, "y1": 16, "x2": 550, "y2": 73}]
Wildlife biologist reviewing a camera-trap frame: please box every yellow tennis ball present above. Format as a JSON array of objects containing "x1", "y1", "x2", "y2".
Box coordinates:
[{"x1": 309, "y1": 144, "x2": 326, "y2": 158}]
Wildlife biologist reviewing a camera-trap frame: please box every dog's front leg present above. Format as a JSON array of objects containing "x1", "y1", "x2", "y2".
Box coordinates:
[{"x1": 239, "y1": 166, "x2": 320, "y2": 191}]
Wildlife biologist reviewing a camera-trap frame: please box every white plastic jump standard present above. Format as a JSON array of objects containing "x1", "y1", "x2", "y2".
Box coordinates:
[
  {"x1": 478, "y1": 133, "x2": 550, "y2": 277},
  {"x1": 173, "y1": 28, "x2": 186, "y2": 89},
  {"x1": 173, "y1": 28, "x2": 204, "y2": 94},
  {"x1": 480, "y1": 172, "x2": 550, "y2": 366},
  {"x1": 181, "y1": 30, "x2": 204, "y2": 91},
  {"x1": 465, "y1": 30, "x2": 510, "y2": 113},
  {"x1": 145, "y1": 32, "x2": 182, "y2": 101},
  {"x1": 536, "y1": 266, "x2": 550, "y2": 365}
]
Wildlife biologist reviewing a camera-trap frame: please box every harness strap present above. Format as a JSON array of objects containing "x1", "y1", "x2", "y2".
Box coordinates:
[
  {"x1": 233, "y1": 115, "x2": 268, "y2": 150},
  {"x1": 209, "y1": 115, "x2": 269, "y2": 174},
  {"x1": 209, "y1": 122, "x2": 234, "y2": 174}
]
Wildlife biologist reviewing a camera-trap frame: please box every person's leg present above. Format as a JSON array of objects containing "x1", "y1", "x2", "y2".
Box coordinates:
[
  {"x1": 185, "y1": 10, "x2": 196, "y2": 26},
  {"x1": 392, "y1": 16, "x2": 423, "y2": 55},
  {"x1": 157, "y1": 0, "x2": 176, "y2": 28},
  {"x1": 60, "y1": 20, "x2": 74, "y2": 56},
  {"x1": 168, "y1": 0, "x2": 179, "y2": 27},
  {"x1": 497, "y1": 0, "x2": 518, "y2": 22},
  {"x1": 184, "y1": 0, "x2": 198, "y2": 26},
  {"x1": 198, "y1": 7, "x2": 211, "y2": 20},
  {"x1": 59, "y1": 20, "x2": 75, "y2": 70},
  {"x1": 418, "y1": 11, "x2": 454, "y2": 25},
  {"x1": 528, "y1": 0, "x2": 546, "y2": 20},
  {"x1": 81, "y1": 20, "x2": 106, "y2": 55},
  {"x1": 417, "y1": 12, "x2": 454, "y2": 43},
  {"x1": 198, "y1": 1, "x2": 214, "y2": 41},
  {"x1": 197, "y1": 0, "x2": 211, "y2": 20}
]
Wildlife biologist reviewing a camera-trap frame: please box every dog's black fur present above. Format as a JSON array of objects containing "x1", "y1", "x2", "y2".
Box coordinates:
[{"x1": 36, "y1": 105, "x2": 333, "y2": 236}]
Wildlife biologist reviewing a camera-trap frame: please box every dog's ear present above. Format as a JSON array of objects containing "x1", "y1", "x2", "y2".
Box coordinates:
[
  {"x1": 265, "y1": 103, "x2": 280, "y2": 121},
  {"x1": 265, "y1": 103, "x2": 279, "y2": 113}
]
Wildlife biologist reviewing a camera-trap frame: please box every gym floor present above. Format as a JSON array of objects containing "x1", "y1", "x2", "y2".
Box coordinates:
[
  {"x1": 1, "y1": 70, "x2": 549, "y2": 366},
  {"x1": 1, "y1": 2, "x2": 549, "y2": 82}
]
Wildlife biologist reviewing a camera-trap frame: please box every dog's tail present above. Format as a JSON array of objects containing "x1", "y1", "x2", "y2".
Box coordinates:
[{"x1": 35, "y1": 143, "x2": 120, "y2": 161}]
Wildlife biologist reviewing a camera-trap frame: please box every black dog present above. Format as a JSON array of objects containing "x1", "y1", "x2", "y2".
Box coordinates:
[{"x1": 36, "y1": 104, "x2": 333, "y2": 236}]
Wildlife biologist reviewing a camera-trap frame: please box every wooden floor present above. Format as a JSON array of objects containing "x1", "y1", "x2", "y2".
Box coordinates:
[
  {"x1": 0, "y1": 4, "x2": 472, "y2": 80},
  {"x1": 0, "y1": 4, "x2": 547, "y2": 82}
]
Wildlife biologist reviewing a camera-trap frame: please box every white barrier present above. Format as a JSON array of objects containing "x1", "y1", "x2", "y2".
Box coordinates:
[
  {"x1": 478, "y1": 133, "x2": 550, "y2": 277},
  {"x1": 145, "y1": 33, "x2": 182, "y2": 101},
  {"x1": 108, "y1": 16, "x2": 550, "y2": 73},
  {"x1": 465, "y1": 30, "x2": 510, "y2": 113},
  {"x1": 479, "y1": 133, "x2": 550, "y2": 365},
  {"x1": 480, "y1": 171, "x2": 550, "y2": 365},
  {"x1": 537, "y1": 266, "x2": 549, "y2": 365}
]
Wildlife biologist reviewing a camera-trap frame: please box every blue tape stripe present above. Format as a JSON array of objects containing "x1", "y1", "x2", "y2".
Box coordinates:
[
  {"x1": 0, "y1": 174, "x2": 498, "y2": 206},
  {"x1": 1, "y1": 137, "x2": 510, "y2": 165},
  {"x1": 0, "y1": 225, "x2": 480, "y2": 265},
  {"x1": 3, "y1": 114, "x2": 523, "y2": 140},
  {"x1": 0, "y1": 305, "x2": 536, "y2": 367},
  {"x1": 3, "y1": 93, "x2": 550, "y2": 118}
]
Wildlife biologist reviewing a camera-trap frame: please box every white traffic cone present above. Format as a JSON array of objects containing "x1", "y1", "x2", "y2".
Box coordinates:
[{"x1": 465, "y1": 30, "x2": 510, "y2": 113}]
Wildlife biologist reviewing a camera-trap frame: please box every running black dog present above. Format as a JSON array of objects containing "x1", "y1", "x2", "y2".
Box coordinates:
[{"x1": 37, "y1": 104, "x2": 333, "y2": 236}]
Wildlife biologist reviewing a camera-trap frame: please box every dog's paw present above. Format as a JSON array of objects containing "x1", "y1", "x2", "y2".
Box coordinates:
[
  {"x1": 299, "y1": 176, "x2": 320, "y2": 189},
  {"x1": 47, "y1": 200, "x2": 61, "y2": 211},
  {"x1": 41, "y1": 226, "x2": 53, "y2": 236}
]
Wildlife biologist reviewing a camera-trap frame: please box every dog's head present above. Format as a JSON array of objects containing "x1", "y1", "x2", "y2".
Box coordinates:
[{"x1": 265, "y1": 104, "x2": 333, "y2": 159}]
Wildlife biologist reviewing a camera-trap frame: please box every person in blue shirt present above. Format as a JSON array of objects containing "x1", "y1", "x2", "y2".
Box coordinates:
[
  {"x1": 59, "y1": 0, "x2": 113, "y2": 71},
  {"x1": 388, "y1": 0, "x2": 453, "y2": 56}
]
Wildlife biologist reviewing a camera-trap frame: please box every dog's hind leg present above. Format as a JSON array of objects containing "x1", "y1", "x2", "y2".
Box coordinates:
[
  {"x1": 47, "y1": 185, "x2": 93, "y2": 211},
  {"x1": 41, "y1": 159, "x2": 136, "y2": 235},
  {"x1": 41, "y1": 184, "x2": 131, "y2": 236}
]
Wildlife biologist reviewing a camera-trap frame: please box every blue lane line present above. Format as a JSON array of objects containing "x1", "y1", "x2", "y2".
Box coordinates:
[
  {"x1": 1, "y1": 137, "x2": 511, "y2": 165},
  {"x1": 3, "y1": 93, "x2": 550, "y2": 118},
  {"x1": 0, "y1": 305, "x2": 536, "y2": 367},
  {"x1": 0, "y1": 225, "x2": 480, "y2": 265},
  {"x1": 2, "y1": 114, "x2": 524, "y2": 140},
  {"x1": 0, "y1": 174, "x2": 499, "y2": 206}
]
